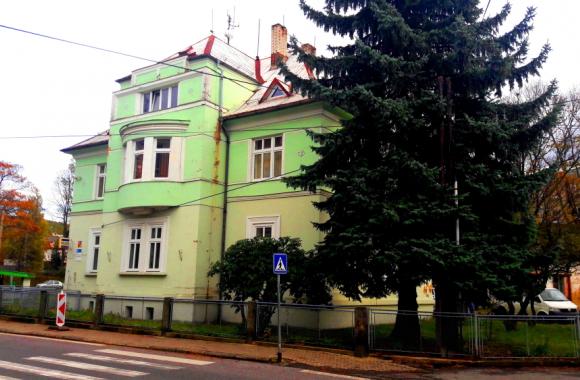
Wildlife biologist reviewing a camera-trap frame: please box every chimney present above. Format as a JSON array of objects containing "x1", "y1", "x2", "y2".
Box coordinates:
[
  {"x1": 301, "y1": 43, "x2": 316, "y2": 56},
  {"x1": 270, "y1": 23, "x2": 288, "y2": 69}
]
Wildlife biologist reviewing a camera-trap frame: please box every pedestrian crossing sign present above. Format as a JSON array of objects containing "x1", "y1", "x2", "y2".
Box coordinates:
[{"x1": 273, "y1": 253, "x2": 288, "y2": 275}]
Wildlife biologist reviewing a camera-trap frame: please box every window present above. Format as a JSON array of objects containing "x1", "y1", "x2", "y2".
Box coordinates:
[
  {"x1": 133, "y1": 139, "x2": 144, "y2": 179},
  {"x1": 154, "y1": 138, "x2": 170, "y2": 178},
  {"x1": 87, "y1": 229, "x2": 101, "y2": 273},
  {"x1": 143, "y1": 85, "x2": 178, "y2": 113},
  {"x1": 145, "y1": 307, "x2": 154, "y2": 320},
  {"x1": 128, "y1": 227, "x2": 142, "y2": 270},
  {"x1": 125, "y1": 137, "x2": 181, "y2": 182},
  {"x1": 252, "y1": 136, "x2": 283, "y2": 180},
  {"x1": 246, "y1": 216, "x2": 280, "y2": 239},
  {"x1": 148, "y1": 226, "x2": 162, "y2": 269},
  {"x1": 123, "y1": 220, "x2": 167, "y2": 272},
  {"x1": 95, "y1": 164, "x2": 106, "y2": 199},
  {"x1": 270, "y1": 86, "x2": 286, "y2": 98}
]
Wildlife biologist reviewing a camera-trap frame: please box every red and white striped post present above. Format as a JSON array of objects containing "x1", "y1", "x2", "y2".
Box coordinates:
[{"x1": 56, "y1": 291, "x2": 66, "y2": 327}]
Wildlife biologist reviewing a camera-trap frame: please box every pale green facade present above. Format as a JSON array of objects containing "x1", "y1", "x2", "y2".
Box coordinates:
[{"x1": 63, "y1": 36, "x2": 343, "y2": 300}]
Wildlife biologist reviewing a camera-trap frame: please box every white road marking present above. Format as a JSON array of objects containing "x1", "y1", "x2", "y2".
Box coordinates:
[
  {"x1": 97, "y1": 348, "x2": 214, "y2": 366},
  {"x1": 0, "y1": 360, "x2": 103, "y2": 380},
  {"x1": 26, "y1": 356, "x2": 147, "y2": 377},
  {"x1": 65, "y1": 352, "x2": 182, "y2": 369},
  {"x1": 300, "y1": 369, "x2": 369, "y2": 380},
  {"x1": 0, "y1": 332, "x2": 104, "y2": 346}
]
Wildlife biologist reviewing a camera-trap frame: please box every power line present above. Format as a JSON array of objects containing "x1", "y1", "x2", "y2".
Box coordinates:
[
  {"x1": 99, "y1": 168, "x2": 303, "y2": 229},
  {"x1": 0, "y1": 126, "x2": 336, "y2": 140},
  {"x1": 482, "y1": 0, "x2": 492, "y2": 19},
  {"x1": 0, "y1": 24, "x2": 270, "y2": 89}
]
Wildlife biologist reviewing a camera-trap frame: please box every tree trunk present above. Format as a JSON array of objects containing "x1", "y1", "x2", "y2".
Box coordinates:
[
  {"x1": 435, "y1": 279, "x2": 461, "y2": 355},
  {"x1": 390, "y1": 280, "x2": 420, "y2": 349}
]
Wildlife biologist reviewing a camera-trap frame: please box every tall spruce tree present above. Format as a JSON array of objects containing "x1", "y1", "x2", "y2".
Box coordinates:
[{"x1": 284, "y1": 0, "x2": 560, "y2": 351}]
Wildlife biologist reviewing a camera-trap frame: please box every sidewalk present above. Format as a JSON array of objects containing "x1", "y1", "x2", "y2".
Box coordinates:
[{"x1": 0, "y1": 319, "x2": 421, "y2": 378}]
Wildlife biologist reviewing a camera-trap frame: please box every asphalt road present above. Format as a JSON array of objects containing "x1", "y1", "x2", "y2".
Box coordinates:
[{"x1": 0, "y1": 332, "x2": 365, "y2": 380}]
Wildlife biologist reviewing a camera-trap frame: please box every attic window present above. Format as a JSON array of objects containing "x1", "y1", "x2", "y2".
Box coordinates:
[{"x1": 270, "y1": 86, "x2": 285, "y2": 98}]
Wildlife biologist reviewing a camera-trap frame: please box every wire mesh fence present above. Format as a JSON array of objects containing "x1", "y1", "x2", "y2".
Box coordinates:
[
  {"x1": 369, "y1": 309, "x2": 476, "y2": 356},
  {"x1": 102, "y1": 296, "x2": 165, "y2": 329},
  {"x1": 2, "y1": 287, "x2": 580, "y2": 359},
  {"x1": 171, "y1": 299, "x2": 247, "y2": 338},
  {"x1": 475, "y1": 314, "x2": 580, "y2": 358},
  {"x1": 256, "y1": 302, "x2": 355, "y2": 349}
]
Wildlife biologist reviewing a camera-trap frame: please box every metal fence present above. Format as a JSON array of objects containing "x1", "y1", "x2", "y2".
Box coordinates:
[
  {"x1": 370, "y1": 309, "x2": 476, "y2": 356},
  {"x1": 256, "y1": 302, "x2": 355, "y2": 349},
  {"x1": 475, "y1": 314, "x2": 580, "y2": 358},
  {"x1": 2, "y1": 287, "x2": 580, "y2": 359},
  {"x1": 171, "y1": 299, "x2": 247, "y2": 338},
  {"x1": 370, "y1": 309, "x2": 580, "y2": 359}
]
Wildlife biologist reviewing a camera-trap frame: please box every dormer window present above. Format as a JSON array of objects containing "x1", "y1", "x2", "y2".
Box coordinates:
[
  {"x1": 270, "y1": 86, "x2": 285, "y2": 98},
  {"x1": 143, "y1": 85, "x2": 178, "y2": 113},
  {"x1": 259, "y1": 78, "x2": 290, "y2": 103}
]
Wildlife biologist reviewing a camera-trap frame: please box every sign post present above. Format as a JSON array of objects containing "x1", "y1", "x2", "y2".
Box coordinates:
[
  {"x1": 273, "y1": 253, "x2": 287, "y2": 363},
  {"x1": 56, "y1": 291, "x2": 66, "y2": 328}
]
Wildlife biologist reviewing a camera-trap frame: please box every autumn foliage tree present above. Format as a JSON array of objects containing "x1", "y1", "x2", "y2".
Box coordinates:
[{"x1": 0, "y1": 162, "x2": 48, "y2": 275}]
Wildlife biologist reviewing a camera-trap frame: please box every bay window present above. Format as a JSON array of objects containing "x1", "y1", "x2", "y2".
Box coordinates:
[{"x1": 124, "y1": 137, "x2": 182, "y2": 182}]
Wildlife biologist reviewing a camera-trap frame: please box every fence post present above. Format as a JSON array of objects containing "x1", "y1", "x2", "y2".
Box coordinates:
[
  {"x1": 473, "y1": 313, "x2": 480, "y2": 358},
  {"x1": 161, "y1": 297, "x2": 173, "y2": 334},
  {"x1": 0, "y1": 287, "x2": 3, "y2": 313},
  {"x1": 93, "y1": 294, "x2": 105, "y2": 327},
  {"x1": 576, "y1": 314, "x2": 580, "y2": 359},
  {"x1": 354, "y1": 306, "x2": 369, "y2": 357},
  {"x1": 246, "y1": 301, "x2": 257, "y2": 341},
  {"x1": 38, "y1": 290, "x2": 48, "y2": 323}
]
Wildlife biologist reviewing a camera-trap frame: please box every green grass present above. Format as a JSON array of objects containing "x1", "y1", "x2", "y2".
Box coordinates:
[
  {"x1": 0, "y1": 304, "x2": 39, "y2": 317},
  {"x1": 258, "y1": 325, "x2": 354, "y2": 348},
  {"x1": 46, "y1": 308, "x2": 95, "y2": 322},
  {"x1": 171, "y1": 320, "x2": 245, "y2": 338},
  {"x1": 480, "y1": 319, "x2": 578, "y2": 357},
  {"x1": 102, "y1": 313, "x2": 162, "y2": 329},
  {"x1": 373, "y1": 318, "x2": 578, "y2": 357}
]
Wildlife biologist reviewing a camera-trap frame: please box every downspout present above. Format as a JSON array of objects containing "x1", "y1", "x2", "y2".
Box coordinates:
[{"x1": 217, "y1": 61, "x2": 230, "y2": 302}]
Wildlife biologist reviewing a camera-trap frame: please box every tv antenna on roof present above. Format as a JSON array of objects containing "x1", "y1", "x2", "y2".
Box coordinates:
[{"x1": 225, "y1": 7, "x2": 239, "y2": 45}]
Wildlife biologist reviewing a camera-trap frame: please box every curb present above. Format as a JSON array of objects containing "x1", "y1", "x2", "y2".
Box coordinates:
[{"x1": 0, "y1": 326, "x2": 276, "y2": 364}]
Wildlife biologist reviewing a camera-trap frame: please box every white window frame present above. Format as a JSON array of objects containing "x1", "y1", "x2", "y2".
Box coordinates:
[
  {"x1": 122, "y1": 219, "x2": 168, "y2": 273},
  {"x1": 142, "y1": 84, "x2": 178, "y2": 113},
  {"x1": 251, "y1": 135, "x2": 284, "y2": 181},
  {"x1": 246, "y1": 216, "x2": 280, "y2": 239},
  {"x1": 94, "y1": 164, "x2": 106, "y2": 199},
  {"x1": 153, "y1": 138, "x2": 171, "y2": 179},
  {"x1": 124, "y1": 137, "x2": 183, "y2": 183},
  {"x1": 86, "y1": 229, "x2": 102, "y2": 274}
]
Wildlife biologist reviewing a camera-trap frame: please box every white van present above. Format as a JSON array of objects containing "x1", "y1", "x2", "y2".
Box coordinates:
[
  {"x1": 493, "y1": 288, "x2": 578, "y2": 315},
  {"x1": 533, "y1": 288, "x2": 578, "y2": 316}
]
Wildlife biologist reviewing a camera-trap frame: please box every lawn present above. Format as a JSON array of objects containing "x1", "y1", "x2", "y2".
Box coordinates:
[{"x1": 372, "y1": 317, "x2": 578, "y2": 357}]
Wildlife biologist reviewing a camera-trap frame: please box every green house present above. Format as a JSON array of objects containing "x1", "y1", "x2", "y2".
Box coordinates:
[{"x1": 62, "y1": 24, "x2": 348, "y2": 300}]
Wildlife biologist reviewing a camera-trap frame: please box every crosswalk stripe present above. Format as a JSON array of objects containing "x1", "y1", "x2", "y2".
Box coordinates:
[
  {"x1": 0, "y1": 375, "x2": 21, "y2": 380},
  {"x1": 96, "y1": 348, "x2": 213, "y2": 366},
  {"x1": 64, "y1": 352, "x2": 182, "y2": 370},
  {"x1": 0, "y1": 360, "x2": 103, "y2": 380},
  {"x1": 26, "y1": 357, "x2": 147, "y2": 377}
]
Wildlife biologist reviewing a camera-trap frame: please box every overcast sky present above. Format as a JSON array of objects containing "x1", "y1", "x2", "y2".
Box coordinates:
[{"x1": 1, "y1": 0, "x2": 577, "y2": 220}]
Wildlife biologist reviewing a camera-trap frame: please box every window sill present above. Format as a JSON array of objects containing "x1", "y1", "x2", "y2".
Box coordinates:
[
  {"x1": 119, "y1": 272, "x2": 167, "y2": 276},
  {"x1": 84, "y1": 272, "x2": 98, "y2": 277}
]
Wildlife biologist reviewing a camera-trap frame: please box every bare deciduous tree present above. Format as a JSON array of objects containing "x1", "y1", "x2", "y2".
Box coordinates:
[{"x1": 53, "y1": 161, "x2": 75, "y2": 238}]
